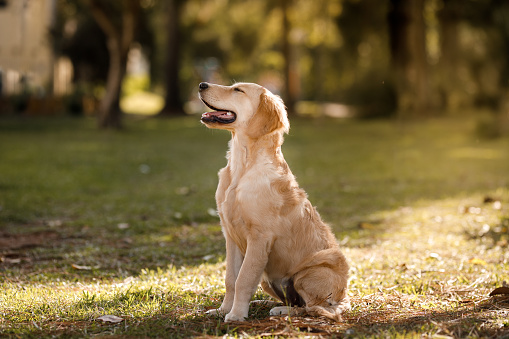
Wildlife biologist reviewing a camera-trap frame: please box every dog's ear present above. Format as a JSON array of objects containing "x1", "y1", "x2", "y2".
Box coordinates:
[{"x1": 247, "y1": 90, "x2": 290, "y2": 139}]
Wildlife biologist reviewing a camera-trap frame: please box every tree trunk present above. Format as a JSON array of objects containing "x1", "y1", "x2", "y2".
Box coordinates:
[
  {"x1": 98, "y1": 38, "x2": 126, "y2": 128},
  {"x1": 388, "y1": 0, "x2": 431, "y2": 118},
  {"x1": 158, "y1": 0, "x2": 185, "y2": 116},
  {"x1": 281, "y1": 0, "x2": 297, "y2": 115},
  {"x1": 87, "y1": 0, "x2": 139, "y2": 129},
  {"x1": 438, "y1": 0, "x2": 461, "y2": 111}
]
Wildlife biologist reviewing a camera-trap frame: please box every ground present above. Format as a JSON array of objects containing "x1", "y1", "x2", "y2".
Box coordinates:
[{"x1": 0, "y1": 115, "x2": 508, "y2": 338}]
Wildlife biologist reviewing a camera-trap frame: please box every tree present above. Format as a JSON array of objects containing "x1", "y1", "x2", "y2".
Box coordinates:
[
  {"x1": 84, "y1": 0, "x2": 141, "y2": 129},
  {"x1": 280, "y1": 0, "x2": 297, "y2": 115},
  {"x1": 463, "y1": 0, "x2": 509, "y2": 134},
  {"x1": 437, "y1": 0, "x2": 462, "y2": 111},
  {"x1": 158, "y1": 0, "x2": 185, "y2": 116},
  {"x1": 388, "y1": 0, "x2": 432, "y2": 118}
]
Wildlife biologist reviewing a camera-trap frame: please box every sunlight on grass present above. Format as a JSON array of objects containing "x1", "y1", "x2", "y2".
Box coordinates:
[
  {"x1": 0, "y1": 263, "x2": 228, "y2": 336},
  {"x1": 0, "y1": 116, "x2": 508, "y2": 337},
  {"x1": 120, "y1": 91, "x2": 164, "y2": 115},
  {"x1": 449, "y1": 147, "x2": 504, "y2": 160}
]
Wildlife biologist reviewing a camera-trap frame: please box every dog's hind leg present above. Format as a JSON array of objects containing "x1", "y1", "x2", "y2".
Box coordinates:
[
  {"x1": 292, "y1": 249, "x2": 350, "y2": 321},
  {"x1": 261, "y1": 279, "x2": 307, "y2": 318},
  {"x1": 294, "y1": 267, "x2": 349, "y2": 321},
  {"x1": 260, "y1": 280, "x2": 282, "y2": 301}
]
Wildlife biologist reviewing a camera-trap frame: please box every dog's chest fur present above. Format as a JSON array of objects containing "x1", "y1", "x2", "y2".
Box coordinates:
[{"x1": 215, "y1": 136, "x2": 287, "y2": 253}]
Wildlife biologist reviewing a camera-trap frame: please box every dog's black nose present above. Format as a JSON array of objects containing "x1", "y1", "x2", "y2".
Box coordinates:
[{"x1": 199, "y1": 82, "x2": 209, "y2": 91}]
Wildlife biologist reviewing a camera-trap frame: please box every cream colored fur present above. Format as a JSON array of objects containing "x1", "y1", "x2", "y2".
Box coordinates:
[{"x1": 199, "y1": 82, "x2": 350, "y2": 322}]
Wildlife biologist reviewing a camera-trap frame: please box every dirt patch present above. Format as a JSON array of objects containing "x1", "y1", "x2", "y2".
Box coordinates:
[
  {"x1": 0, "y1": 230, "x2": 63, "y2": 267},
  {"x1": 0, "y1": 230, "x2": 61, "y2": 250}
]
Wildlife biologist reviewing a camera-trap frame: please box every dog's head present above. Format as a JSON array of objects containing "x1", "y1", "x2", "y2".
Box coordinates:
[{"x1": 199, "y1": 82, "x2": 289, "y2": 139}]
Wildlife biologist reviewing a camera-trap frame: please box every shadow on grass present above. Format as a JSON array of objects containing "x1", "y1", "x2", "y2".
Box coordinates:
[
  {"x1": 10, "y1": 294, "x2": 508, "y2": 338},
  {"x1": 0, "y1": 222, "x2": 227, "y2": 283},
  {"x1": 2, "y1": 116, "x2": 509, "y2": 337}
]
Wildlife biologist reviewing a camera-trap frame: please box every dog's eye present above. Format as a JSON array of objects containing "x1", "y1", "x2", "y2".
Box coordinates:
[{"x1": 234, "y1": 87, "x2": 244, "y2": 93}]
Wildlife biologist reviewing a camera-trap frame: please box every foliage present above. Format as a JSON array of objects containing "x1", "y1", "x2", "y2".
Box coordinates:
[
  {"x1": 0, "y1": 116, "x2": 508, "y2": 337},
  {"x1": 48, "y1": 0, "x2": 509, "y2": 123},
  {"x1": 122, "y1": 74, "x2": 151, "y2": 97},
  {"x1": 54, "y1": 0, "x2": 110, "y2": 83}
]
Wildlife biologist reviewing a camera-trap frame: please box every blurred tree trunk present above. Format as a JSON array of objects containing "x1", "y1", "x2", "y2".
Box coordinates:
[
  {"x1": 438, "y1": 0, "x2": 461, "y2": 111},
  {"x1": 87, "y1": 0, "x2": 140, "y2": 129},
  {"x1": 493, "y1": 0, "x2": 509, "y2": 134},
  {"x1": 281, "y1": 0, "x2": 297, "y2": 115},
  {"x1": 388, "y1": 0, "x2": 431, "y2": 118},
  {"x1": 158, "y1": 0, "x2": 185, "y2": 117}
]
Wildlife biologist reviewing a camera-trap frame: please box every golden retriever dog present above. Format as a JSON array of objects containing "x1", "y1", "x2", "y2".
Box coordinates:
[{"x1": 199, "y1": 82, "x2": 350, "y2": 322}]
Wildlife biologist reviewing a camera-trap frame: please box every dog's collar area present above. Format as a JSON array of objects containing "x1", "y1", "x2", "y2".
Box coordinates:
[{"x1": 200, "y1": 99, "x2": 237, "y2": 124}]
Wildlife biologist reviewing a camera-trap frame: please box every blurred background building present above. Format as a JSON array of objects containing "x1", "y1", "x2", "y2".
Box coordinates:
[{"x1": 0, "y1": 0, "x2": 73, "y2": 97}]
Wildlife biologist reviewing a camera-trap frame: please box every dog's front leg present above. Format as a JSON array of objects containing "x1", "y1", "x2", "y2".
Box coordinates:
[
  {"x1": 225, "y1": 237, "x2": 271, "y2": 322},
  {"x1": 207, "y1": 235, "x2": 243, "y2": 316}
]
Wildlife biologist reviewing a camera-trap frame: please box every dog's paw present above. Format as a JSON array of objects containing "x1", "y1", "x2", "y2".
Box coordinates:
[
  {"x1": 224, "y1": 312, "x2": 247, "y2": 322},
  {"x1": 205, "y1": 308, "x2": 224, "y2": 317},
  {"x1": 270, "y1": 306, "x2": 303, "y2": 317},
  {"x1": 269, "y1": 306, "x2": 292, "y2": 316}
]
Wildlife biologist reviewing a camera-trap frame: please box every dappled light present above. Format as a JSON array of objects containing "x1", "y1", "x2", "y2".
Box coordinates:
[
  {"x1": 1, "y1": 116, "x2": 508, "y2": 337},
  {"x1": 120, "y1": 91, "x2": 165, "y2": 116},
  {"x1": 449, "y1": 147, "x2": 504, "y2": 160},
  {"x1": 1, "y1": 0, "x2": 509, "y2": 336}
]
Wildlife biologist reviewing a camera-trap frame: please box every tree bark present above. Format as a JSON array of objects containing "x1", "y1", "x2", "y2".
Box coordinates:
[
  {"x1": 388, "y1": 0, "x2": 431, "y2": 118},
  {"x1": 98, "y1": 37, "x2": 126, "y2": 128},
  {"x1": 158, "y1": 0, "x2": 185, "y2": 117},
  {"x1": 281, "y1": 0, "x2": 297, "y2": 115},
  {"x1": 438, "y1": 0, "x2": 461, "y2": 111},
  {"x1": 87, "y1": 0, "x2": 139, "y2": 129}
]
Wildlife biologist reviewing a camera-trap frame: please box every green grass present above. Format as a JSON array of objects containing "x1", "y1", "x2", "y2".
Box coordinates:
[{"x1": 0, "y1": 115, "x2": 508, "y2": 337}]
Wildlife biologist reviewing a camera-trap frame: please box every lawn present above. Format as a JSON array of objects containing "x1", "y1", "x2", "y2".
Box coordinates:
[{"x1": 0, "y1": 115, "x2": 508, "y2": 338}]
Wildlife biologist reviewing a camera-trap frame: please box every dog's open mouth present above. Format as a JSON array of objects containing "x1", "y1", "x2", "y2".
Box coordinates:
[{"x1": 200, "y1": 100, "x2": 237, "y2": 124}]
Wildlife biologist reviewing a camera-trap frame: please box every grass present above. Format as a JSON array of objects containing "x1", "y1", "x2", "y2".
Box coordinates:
[{"x1": 0, "y1": 114, "x2": 508, "y2": 338}]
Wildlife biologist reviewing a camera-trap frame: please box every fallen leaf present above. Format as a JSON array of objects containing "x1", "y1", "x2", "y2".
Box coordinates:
[
  {"x1": 47, "y1": 220, "x2": 63, "y2": 227},
  {"x1": 429, "y1": 252, "x2": 441, "y2": 260},
  {"x1": 489, "y1": 287, "x2": 509, "y2": 296},
  {"x1": 207, "y1": 208, "x2": 218, "y2": 217},
  {"x1": 479, "y1": 224, "x2": 491, "y2": 236},
  {"x1": 461, "y1": 206, "x2": 482, "y2": 214},
  {"x1": 358, "y1": 222, "x2": 376, "y2": 230},
  {"x1": 139, "y1": 164, "x2": 150, "y2": 174},
  {"x1": 483, "y1": 196, "x2": 496, "y2": 203},
  {"x1": 117, "y1": 223, "x2": 129, "y2": 230},
  {"x1": 97, "y1": 315, "x2": 124, "y2": 323},
  {"x1": 469, "y1": 258, "x2": 487, "y2": 266},
  {"x1": 72, "y1": 264, "x2": 92, "y2": 270},
  {"x1": 1, "y1": 257, "x2": 21, "y2": 264},
  {"x1": 497, "y1": 238, "x2": 508, "y2": 247},
  {"x1": 175, "y1": 186, "x2": 190, "y2": 195}
]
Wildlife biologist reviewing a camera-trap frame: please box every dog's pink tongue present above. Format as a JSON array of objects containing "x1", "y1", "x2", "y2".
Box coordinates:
[{"x1": 202, "y1": 111, "x2": 235, "y2": 120}]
